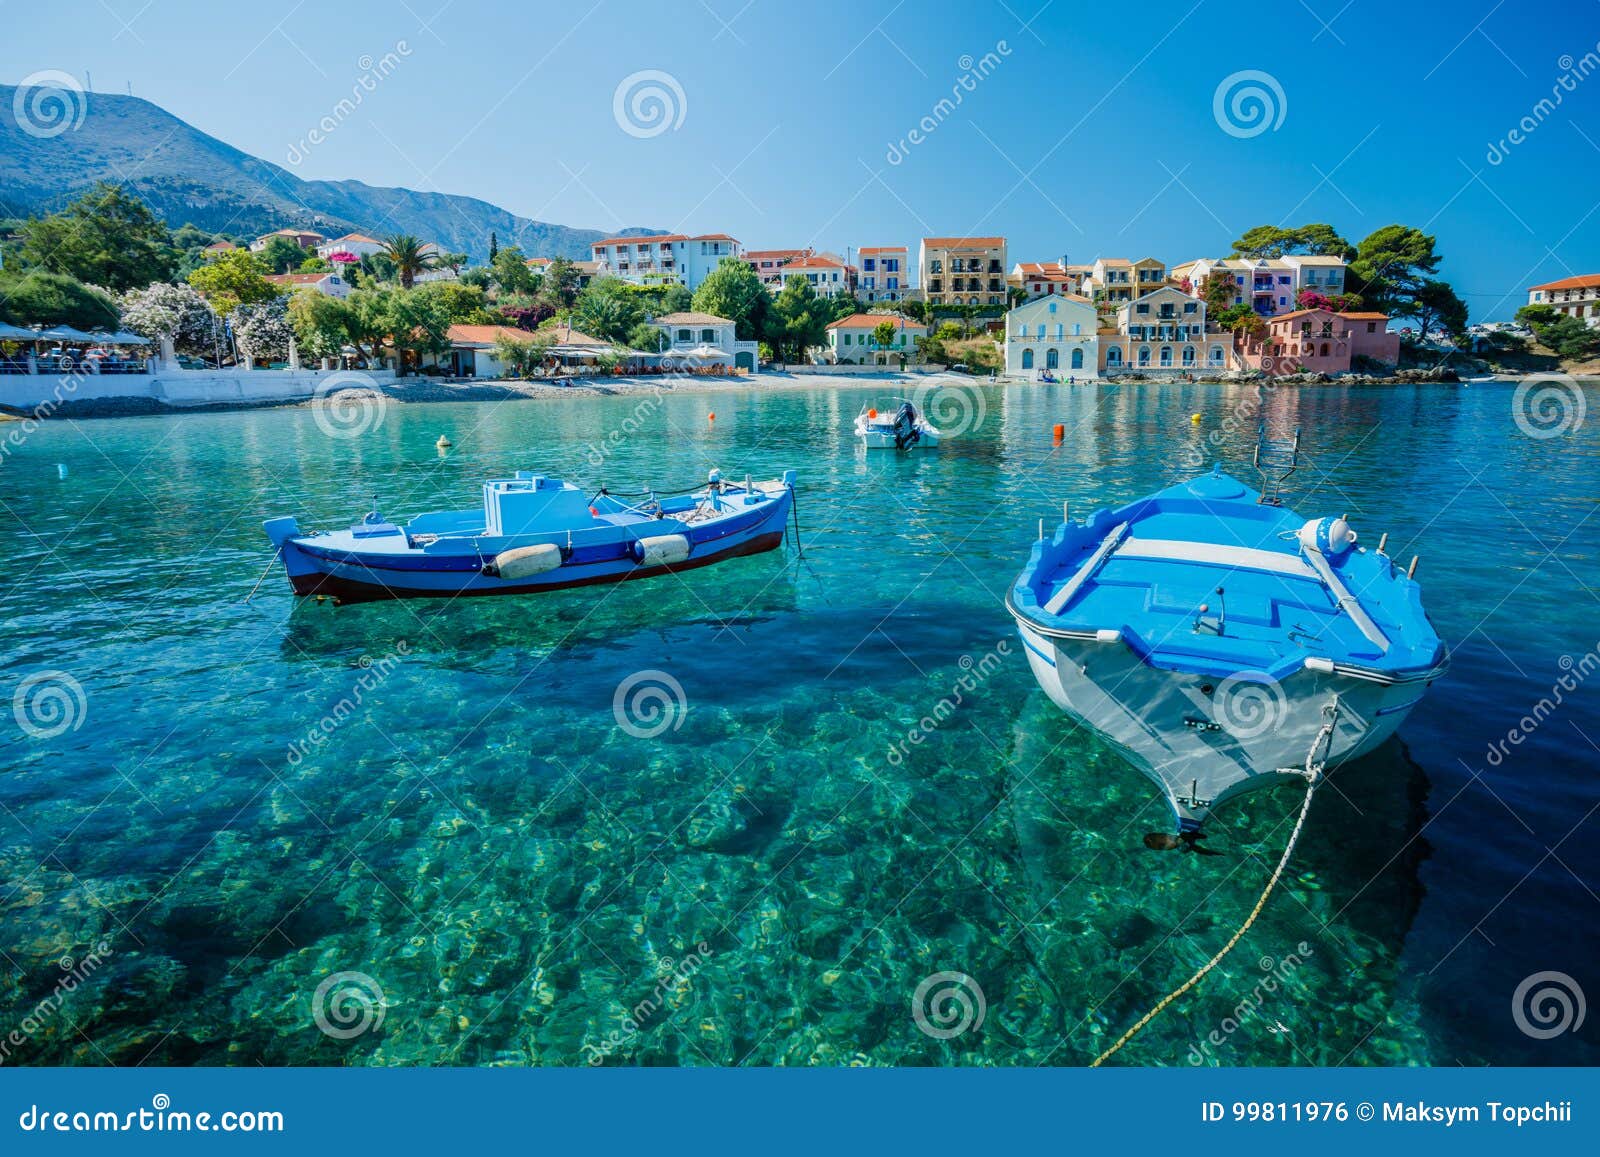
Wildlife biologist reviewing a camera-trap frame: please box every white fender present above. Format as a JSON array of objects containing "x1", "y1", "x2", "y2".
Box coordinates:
[
  {"x1": 493, "y1": 543, "x2": 563, "y2": 579},
  {"x1": 633, "y1": 534, "x2": 691, "y2": 566}
]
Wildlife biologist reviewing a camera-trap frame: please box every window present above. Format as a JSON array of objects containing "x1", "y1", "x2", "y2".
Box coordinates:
[
  {"x1": 701, "y1": 329, "x2": 715, "y2": 342},
  {"x1": 1184, "y1": 302, "x2": 1196, "y2": 313},
  {"x1": 1159, "y1": 346, "x2": 1173, "y2": 366},
  {"x1": 1107, "y1": 346, "x2": 1122, "y2": 366},
  {"x1": 1182, "y1": 346, "x2": 1196, "y2": 366},
  {"x1": 1036, "y1": 324, "x2": 1046, "y2": 339},
  {"x1": 676, "y1": 329, "x2": 692, "y2": 342},
  {"x1": 863, "y1": 258, "x2": 876, "y2": 271},
  {"x1": 1053, "y1": 325, "x2": 1063, "y2": 340},
  {"x1": 1136, "y1": 303, "x2": 1149, "y2": 314},
  {"x1": 1071, "y1": 347, "x2": 1084, "y2": 369},
  {"x1": 1071, "y1": 323, "x2": 1081, "y2": 336},
  {"x1": 1367, "y1": 322, "x2": 1377, "y2": 333},
  {"x1": 1022, "y1": 348, "x2": 1034, "y2": 369},
  {"x1": 1046, "y1": 348, "x2": 1059, "y2": 369},
  {"x1": 1210, "y1": 346, "x2": 1225, "y2": 364},
  {"x1": 1048, "y1": 301, "x2": 1057, "y2": 313},
  {"x1": 1320, "y1": 343, "x2": 1330, "y2": 357},
  {"x1": 1138, "y1": 347, "x2": 1151, "y2": 366}
]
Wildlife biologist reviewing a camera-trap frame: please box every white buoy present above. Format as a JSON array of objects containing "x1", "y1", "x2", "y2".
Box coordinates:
[
  {"x1": 58, "y1": 464, "x2": 68, "y2": 480},
  {"x1": 436, "y1": 435, "x2": 452, "y2": 450}
]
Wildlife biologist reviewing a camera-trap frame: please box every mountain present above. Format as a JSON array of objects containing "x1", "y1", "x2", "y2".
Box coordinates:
[{"x1": 0, "y1": 84, "x2": 656, "y2": 261}]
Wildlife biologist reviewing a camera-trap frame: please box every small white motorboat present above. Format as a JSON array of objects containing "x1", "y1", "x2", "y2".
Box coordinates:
[{"x1": 854, "y1": 400, "x2": 940, "y2": 450}]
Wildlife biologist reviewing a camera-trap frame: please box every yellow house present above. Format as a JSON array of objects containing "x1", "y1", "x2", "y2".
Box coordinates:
[{"x1": 919, "y1": 236, "x2": 1007, "y2": 307}]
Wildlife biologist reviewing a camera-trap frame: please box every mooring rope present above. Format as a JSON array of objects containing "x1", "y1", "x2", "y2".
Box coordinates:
[{"x1": 1089, "y1": 704, "x2": 1339, "y2": 1068}]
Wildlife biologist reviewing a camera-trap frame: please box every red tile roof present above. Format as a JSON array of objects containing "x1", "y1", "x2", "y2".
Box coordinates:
[
  {"x1": 448, "y1": 324, "x2": 542, "y2": 346},
  {"x1": 784, "y1": 255, "x2": 845, "y2": 269},
  {"x1": 652, "y1": 312, "x2": 733, "y2": 326},
  {"x1": 1016, "y1": 262, "x2": 1077, "y2": 278},
  {"x1": 1530, "y1": 273, "x2": 1600, "y2": 292},
  {"x1": 827, "y1": 314, "x2": 927, "y2": 331},
  {"x1": 858, "y1": 246, "x2": 906, "y2": 254},
  {"x1": 204, "y1": 240, "x2": 236, "y2": 251}
]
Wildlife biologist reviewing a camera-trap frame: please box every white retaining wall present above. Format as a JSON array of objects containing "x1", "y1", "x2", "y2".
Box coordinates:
[{"x1": 0, "y1": 368, "x2": 397, "y2": 412}]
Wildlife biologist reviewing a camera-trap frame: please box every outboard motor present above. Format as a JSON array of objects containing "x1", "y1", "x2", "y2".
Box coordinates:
[{"x1": 893, "y1": 401, "x2": 920, "y2": 450}]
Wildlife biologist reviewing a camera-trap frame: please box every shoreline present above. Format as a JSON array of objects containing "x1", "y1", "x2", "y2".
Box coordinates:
[{"x1": 2, "y1": 367, "x2": 1584, "y2": 421}]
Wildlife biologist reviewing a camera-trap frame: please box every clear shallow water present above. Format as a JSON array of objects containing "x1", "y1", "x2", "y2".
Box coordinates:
[{"x1": 1, "y1": 379, "x2": 1596, "y2": 1067}]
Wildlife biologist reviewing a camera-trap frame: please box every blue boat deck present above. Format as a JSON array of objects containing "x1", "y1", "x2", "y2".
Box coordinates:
[{"x1": 1014, "y1": 470, "x2": 1445, "y2": 683}]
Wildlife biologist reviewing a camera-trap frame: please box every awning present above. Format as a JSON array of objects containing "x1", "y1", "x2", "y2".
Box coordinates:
[
  {"x1": 102, "y1": 331, "x2": 153, "y2": 345},
  {"x1": 0, "y1": 322, "x2": 38, "y2": 340},
  {"x1": 34, "y1": 325, "x2": 98, "y2": 342}
]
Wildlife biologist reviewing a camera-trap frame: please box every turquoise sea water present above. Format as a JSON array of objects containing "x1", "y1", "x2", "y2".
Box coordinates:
[{"x1": 1, "y1": 379, "x2": 1596, "y2": 1067}]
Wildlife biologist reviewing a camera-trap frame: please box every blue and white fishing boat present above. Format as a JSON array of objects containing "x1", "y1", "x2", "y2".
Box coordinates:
[
  {"x1": 263, "y1": 468, "x2": 796, "y2": 603},
  {"x1": 1006, "y1": 440, "x2": 1447, "y2": 836}
]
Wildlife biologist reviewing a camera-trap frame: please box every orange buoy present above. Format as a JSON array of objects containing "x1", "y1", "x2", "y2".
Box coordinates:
[
  {"x1": 1052, "y1": 423, "x2": 1064, "y2": 443},
  {"x1": 708, "y1": 411, "x2": 716, "y2": 422},
  {"x1": 868, "y1": 408, "x2": 878, "y2": 419}
]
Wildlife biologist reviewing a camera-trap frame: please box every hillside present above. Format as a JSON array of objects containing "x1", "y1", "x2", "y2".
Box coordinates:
[{"x1": 0, "y1": 84, "x2": 655, "y2": 261}]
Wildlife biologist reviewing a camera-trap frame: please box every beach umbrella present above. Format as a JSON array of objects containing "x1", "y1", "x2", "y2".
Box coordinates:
[{"x1": 0, "y1": 322, "x2": 37, "y2": 340}]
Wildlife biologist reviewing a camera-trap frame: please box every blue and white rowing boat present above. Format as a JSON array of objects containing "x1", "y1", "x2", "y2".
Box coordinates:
[
  {"x1": 1006, "y1": 460, "x2": 1447, "y2": 835},
  {"x1": 263, "y1": 468, "x2": 796, "y2": 603}
]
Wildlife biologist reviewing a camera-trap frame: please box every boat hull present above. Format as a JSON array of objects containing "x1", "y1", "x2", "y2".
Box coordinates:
[
  {"x1": 1014, "y1": 619, "x2": 1438, "y2": 829},
  {"x1": 276, "y1": 487, "x2": 793, "y2": 604},
  {"x1": 284, "y1": 529, "x2": 786, "y2": 602}
]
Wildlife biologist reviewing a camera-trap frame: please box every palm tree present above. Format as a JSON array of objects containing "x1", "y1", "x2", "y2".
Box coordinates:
[{"x1": 382, "y1": 234, "x2": 437, "y2": 290}]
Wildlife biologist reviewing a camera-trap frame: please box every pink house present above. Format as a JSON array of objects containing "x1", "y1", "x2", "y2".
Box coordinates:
[{"x1": 1234, "y1": 308, "x2": 1398, "y2": 374}]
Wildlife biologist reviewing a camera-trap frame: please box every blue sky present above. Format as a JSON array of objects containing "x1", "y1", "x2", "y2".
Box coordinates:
[{"x1": 9, "y1": 0, "x2": 1600, "y2": 319}]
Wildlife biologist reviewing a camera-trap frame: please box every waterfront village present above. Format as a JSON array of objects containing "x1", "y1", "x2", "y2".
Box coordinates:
[{"x1": 3, "y1": 185, "x2": 1598, "y2": 404}]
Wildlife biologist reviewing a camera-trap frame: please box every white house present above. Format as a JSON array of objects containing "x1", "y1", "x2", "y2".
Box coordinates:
[
  {"x1": 824, "y1": 313, "x2": 928, "y2": 365},
  {"x1": 776, "y1": 254, "x2": 853, "y2": 297},
  {"x1": 263, "y1": 271, "x2": 351, "y2": 298},
  {"x1": 590, "y1": 233, "x2": 740, "y2": 290},
  {"x1": 1004, "y1": 294, "x2": 1098, "y2": 379},
  {"x1": 646, "y1": 311, "x2": 760, "y2": 372},
  {"x1": 316, "y1": 233, "x2": 385, "y2": 260}
]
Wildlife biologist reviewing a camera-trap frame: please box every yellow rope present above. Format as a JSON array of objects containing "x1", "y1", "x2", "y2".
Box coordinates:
[{"x1": 1090, "y1": 712, "x2": 1336, "y2": 1068}]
